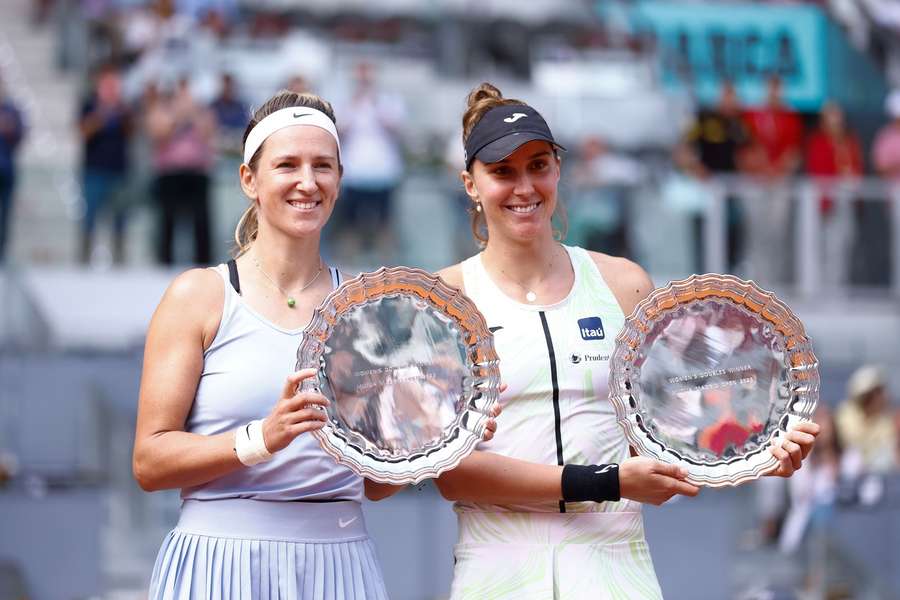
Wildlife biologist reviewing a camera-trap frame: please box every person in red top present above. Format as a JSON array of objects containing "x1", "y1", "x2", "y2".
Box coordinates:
[
  {"x1": 806, "y1": 102, "x2": 863, "y2": 209},
  {"x1": 806, "y1": 101, "x2": 864, "y2": 287},
  {"x1": 806, "y1": 102, "x2": 863, "y2": 183},
  {"x1": 740, "y1": 76, "x2": 805, "y2": 283},
  {"x1": 743, "y1": 76, "x2": 805, "y2": 179}
]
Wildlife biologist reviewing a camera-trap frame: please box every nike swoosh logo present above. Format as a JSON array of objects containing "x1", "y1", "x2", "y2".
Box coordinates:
[
  {"x1": 293, "y1": 112, "x2": 311, "y2": 118},
  {"x1": 338, "y1": 516, "x2": 358, "y2": 528},
  {"x1": 489, "y1": 326, "x2": 503, "y2": 333}
]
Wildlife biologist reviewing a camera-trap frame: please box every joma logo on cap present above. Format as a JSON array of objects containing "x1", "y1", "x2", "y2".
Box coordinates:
[
  {"x1": 577, "y1": 317, "x2": 605, "y2": 340},
  {"x1": 503, "y1": 112, "x2": 527, "y2": 123}
]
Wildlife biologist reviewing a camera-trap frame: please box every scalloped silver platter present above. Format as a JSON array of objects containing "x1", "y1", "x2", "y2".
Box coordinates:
[
  {"x1": 609, "y1": 274, "x2": 819, "y2": 487},
  {"x1": 296, "y1": 266, "x2": 501, "y2": 485}
]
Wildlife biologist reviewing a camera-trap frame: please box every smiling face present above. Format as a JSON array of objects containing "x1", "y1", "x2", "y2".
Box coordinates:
[
  {"x1": 240, "y1": 124, "x2": 341, "y2": 239},
  {"x1": 463, "y1": 140, "x2": 560, "y2": 244}
]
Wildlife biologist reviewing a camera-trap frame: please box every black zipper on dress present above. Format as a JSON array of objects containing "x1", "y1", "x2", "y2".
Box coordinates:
[{"x1": 539, "y1": 311, "x2": 566, "y2": 514}]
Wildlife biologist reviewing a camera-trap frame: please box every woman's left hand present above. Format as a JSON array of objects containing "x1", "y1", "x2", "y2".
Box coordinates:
[{"x1": 767, "y1": 421, "x2": 820, "y2": 477}]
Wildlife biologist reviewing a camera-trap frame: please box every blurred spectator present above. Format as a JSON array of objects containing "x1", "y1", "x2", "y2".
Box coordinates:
[
  {"x1": 805, "y1": 102, "x2": 863, "y2": 189},
  {"x1": 0, "y1": 77, "x2": 24, "y2": 264},
  {"x1": 442, "y1": 129, "x2": 479, "y2": 258},
  {"x1": 334, "y1": 62, "x2": 407, "y2": 262},
  {"x1": 284, "y1": 74, "x2": 311, "y2": 95},
  {"x1": 676, "y1": 81, "x2": 751, "y2": 271},
  {"x1": 0, "y1": 448, "x2": 17, "y2": 488},
  {"x1": 196, "y1": 8, "x2": 231, "y2": 40},
  {"x1": 847, "y1": 92, "x2": 900, "y2": 287},
  {"x1": 121, "y1": 0, "x2": 195, "y2": 77},
  {"x1": 743, "y1": 76, "x2": 804, "y2": 180},
  {"x1": 741, "y1": 76, "x2": 804, "y2": 283},
  {"x1": 779, "y1": 406, "x2": 841, "y2": 555},
  {"x1": 863, "y1": 0, "x2": 900, "y2": 34},
  {"x1": 77, "y1": 64, "x2": 133, "y2": 264},
  {"x1": 872, "y1": 90, "x2": 900, "y2": 179},
  {"x1": 145, "y1": 77, "x2": 215, "y2": 265},
  {"x1": 31, "y1": 0, "x2": 56, "y2": 26},
  {"x1": 569, "y1": 135, "x2": 644, "y2": 257},
  {"x1": 0, "y1": 561, "x2": 28, "y2": 600},
  {"x1": 210, "y1": 72, "x2": 247, "y2": 158},
  {"x1": 805, "y1": 101, "x2": 863, "y2": 287},
  {"x1": 863, "y1": 0, "x2": 900, "y2": 84},
  {"x1": 684, "y1": 82, "x2": 751, "y2": 175},
  {"x1": 82, "y1": 1, "x2": 127, "y2": 73},
  {"x1": 836, "y1": 365, "x2": 898, "y2": 476},
  {"x1": 121, "y1": 2, "x2": 169, "y2": 64}
]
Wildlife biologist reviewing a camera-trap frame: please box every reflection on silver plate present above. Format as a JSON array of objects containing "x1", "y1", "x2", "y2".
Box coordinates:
[
  {"x1": 609, "y1": 274, "x2": 819, "y2": 487},
  {"x1": 296, "y1": 267, "x2": 501, "y2": 485}
]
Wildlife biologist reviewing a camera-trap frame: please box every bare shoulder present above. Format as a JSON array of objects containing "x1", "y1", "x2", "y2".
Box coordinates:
[
  {"x1": 435, "y1": 263, "x2": 465, "y2": 294},
  {"x1": 165, "y1": 267, "x2": 223, "y2": 306},
  {"x1": 154, "y1": 268, "x2": 224, "y2": 345},
  {"x1": 587, "y1": 251, "x2": 655, "y2": 317}
]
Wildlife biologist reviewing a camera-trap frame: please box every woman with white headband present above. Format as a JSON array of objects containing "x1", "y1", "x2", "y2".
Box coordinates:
[{"x1": 133, "y1": 89, "x2": 497, "y2": 599}]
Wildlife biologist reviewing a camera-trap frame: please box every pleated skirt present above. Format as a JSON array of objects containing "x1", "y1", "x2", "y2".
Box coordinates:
[{"x1": 149, "y1": 499, "x2": 389, "y2": 600}]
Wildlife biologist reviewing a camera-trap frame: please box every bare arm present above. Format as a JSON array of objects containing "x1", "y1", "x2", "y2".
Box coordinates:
[
  {"x1": 437, "y1": 451, "x2": 697, "y2": 506},
  {"x1": 435, "y1": 451, "x2": 563, "y2": 503},
  {"x1": 364, "y1": 480, "x2": 405, "y2": 501},
  {"x1": 133, "y1": 269, "x2": 329, "y2": 491},
  {"x1": 133, "y1": 269, "x2": 237, "y2": 491},
  {"x1": 588, "y1": 252, "x2": 654, "y2": 317},
  {"x1": 435, "y1": 264, "x2": 464, "y2": 292}
]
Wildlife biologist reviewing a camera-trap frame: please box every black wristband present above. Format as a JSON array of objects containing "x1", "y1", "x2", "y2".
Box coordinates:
[{"x1": 561, "y1": 463, "x2": 621, "y2": 503}]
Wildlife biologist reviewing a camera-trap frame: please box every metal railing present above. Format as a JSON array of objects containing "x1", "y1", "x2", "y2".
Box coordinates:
[
  {"x1": 5, "y1": 165, "x2": 900, "y2": 303},
  {"x1": 565, "y1": 174, "x2": 900, "y2": 300}
]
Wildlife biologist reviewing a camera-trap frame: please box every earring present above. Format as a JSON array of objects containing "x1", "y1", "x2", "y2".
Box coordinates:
[{"x1": 475, "y1": 203, "x2": 482, "y2": 213}]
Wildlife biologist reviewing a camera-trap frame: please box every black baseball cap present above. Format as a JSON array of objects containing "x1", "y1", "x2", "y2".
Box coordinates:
[{"x1": 464, "y1": 104, "x2": 565, "y2": 171}]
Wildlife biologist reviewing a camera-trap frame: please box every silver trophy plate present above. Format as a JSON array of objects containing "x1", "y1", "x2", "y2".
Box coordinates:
[
  {"x1": 296, "y1": 267, "x2": 501, "y2": 485},
  {"x1": 609, "y1": 274, "x2": 819, "y2": 487}
]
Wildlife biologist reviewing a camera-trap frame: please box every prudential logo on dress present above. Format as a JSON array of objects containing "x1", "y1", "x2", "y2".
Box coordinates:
[{"x1": 578, "y1": 317, "x2": 605, "y2": 340}]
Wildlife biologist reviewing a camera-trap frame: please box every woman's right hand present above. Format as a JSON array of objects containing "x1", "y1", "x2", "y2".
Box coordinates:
[
  {"x1": 619, "y1": 456, "x2": 700, "y2": 506},
  {"x1": 262, "y1": 368, "x2": 330, "y2": 453}
]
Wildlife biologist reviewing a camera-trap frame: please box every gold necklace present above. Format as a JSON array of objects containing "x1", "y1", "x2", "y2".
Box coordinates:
[{"x1": 254, "y1": 257, "x2": 324, "y2": 308}]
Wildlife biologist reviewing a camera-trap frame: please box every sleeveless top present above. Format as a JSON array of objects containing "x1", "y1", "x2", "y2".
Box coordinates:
[
  {"x1": 456, "y1": 245, "x2": 640, "y2": 514},
  {"x1": 181, "y1": 264, "x2": 363, "y2": 502}
]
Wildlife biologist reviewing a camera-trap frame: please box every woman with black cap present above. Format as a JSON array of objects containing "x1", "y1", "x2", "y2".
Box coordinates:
[{"x1": 433, "y1": 83, "x2": 820, "y2": 599}]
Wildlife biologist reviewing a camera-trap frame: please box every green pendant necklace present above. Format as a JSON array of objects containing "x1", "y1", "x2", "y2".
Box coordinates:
[{"x1": 254, "y1": 257, "x2": 324, "y2": 308}]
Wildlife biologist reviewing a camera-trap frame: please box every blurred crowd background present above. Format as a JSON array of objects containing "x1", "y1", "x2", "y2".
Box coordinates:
[{"x1": 1, "y1": 0, "x2": 900, "y2": 598}]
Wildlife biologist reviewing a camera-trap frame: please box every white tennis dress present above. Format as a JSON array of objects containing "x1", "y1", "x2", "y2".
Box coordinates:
[{"x1": 450, "y1": 245, "x2": 663, "y2": 600}]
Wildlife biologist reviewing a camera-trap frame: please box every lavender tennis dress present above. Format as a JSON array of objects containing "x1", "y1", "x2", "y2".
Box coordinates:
[{"x1": 148, "y1": 264, "x2": 388, "y2": 600}]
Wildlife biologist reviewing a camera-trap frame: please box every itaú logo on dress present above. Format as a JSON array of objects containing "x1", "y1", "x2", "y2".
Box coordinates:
[{"x1": 577, "y1": 317, "x2": 605, "y2": 340}]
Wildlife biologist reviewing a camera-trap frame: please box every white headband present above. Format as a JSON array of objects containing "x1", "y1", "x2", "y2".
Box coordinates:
[{"x1": 243, "y1": 106, "x2": 341, "y2": 165}]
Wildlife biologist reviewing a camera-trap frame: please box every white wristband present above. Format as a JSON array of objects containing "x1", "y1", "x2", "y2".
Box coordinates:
[{"x1": 234, "y1": 419, "x2": 273, "y2": 466}]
